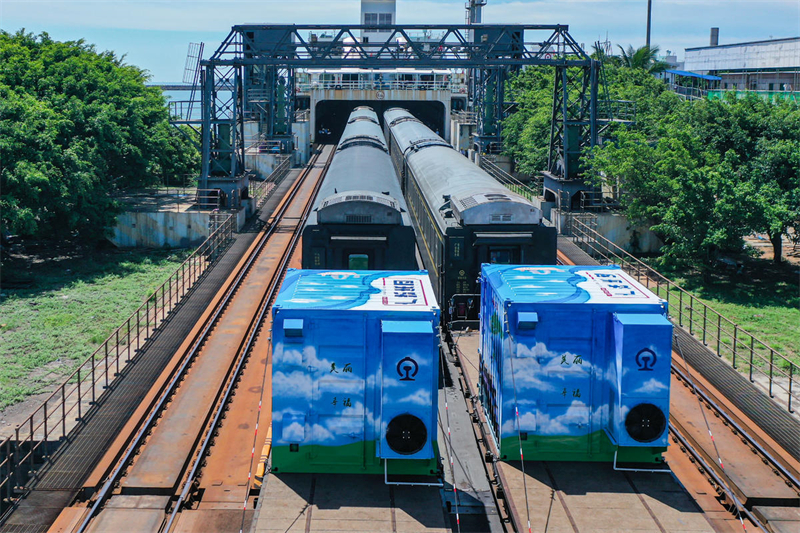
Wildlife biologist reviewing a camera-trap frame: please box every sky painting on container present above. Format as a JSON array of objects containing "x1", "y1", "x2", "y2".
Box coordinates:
[
  {"x1": 270, "y1": 269, "x2": 440, "y2": 474},
  {"x1": 480, "y1": 264, "x2": 672, "y2": 463}
]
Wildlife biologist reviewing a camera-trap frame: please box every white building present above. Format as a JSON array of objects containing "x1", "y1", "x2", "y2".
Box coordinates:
[
  {"x1": 684, "y1": 35, "x2": 800, "y2": 92},
  {"x1": 360, "y1": 0, "x2": 396, "y2": 44}
]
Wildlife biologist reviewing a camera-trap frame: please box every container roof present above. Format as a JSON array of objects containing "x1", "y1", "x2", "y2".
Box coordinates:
[
  {"x1": 482, "y1": 265, "x2": 665, "y2": 305},
  {"x1": 275, "y1": 270, "x2": 438, "y2": 311}
]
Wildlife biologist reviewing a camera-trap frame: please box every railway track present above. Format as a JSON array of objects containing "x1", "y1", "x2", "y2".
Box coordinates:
[
  {"x1": 554, "y1": 248, "x2": 800, "y2": 533},
  {"x1": 52, "y1": 146, "x2": 334, "y2": 533}
]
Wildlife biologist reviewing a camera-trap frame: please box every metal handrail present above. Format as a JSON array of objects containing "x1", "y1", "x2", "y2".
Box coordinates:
[
  {"x1": 296, "y1": 80, "x2": 464, "y2": 92},
  {"x1": 0, "y1": 214, "x2": 237, "y2": 510},
  {"x1": 249, "y1": 156, "x2": 292, "y2": 208},
  {"x1": 480, "y1": 157, "x2": 543, "y2": 199},
  {"x1": 565, "y1": 214, "x2": 798, "y2": 413}
]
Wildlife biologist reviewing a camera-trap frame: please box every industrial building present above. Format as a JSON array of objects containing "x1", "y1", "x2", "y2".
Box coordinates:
[{"x1": 684, "y1": 30, "x2": 800, "y2": 92}]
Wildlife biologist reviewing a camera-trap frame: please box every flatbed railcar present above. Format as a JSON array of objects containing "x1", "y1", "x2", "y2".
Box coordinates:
[
  {"x1": 384, "y1": 108, "x2": 557, "y2": 325},
  {"x1": 302, "y1": 106, "x2": 417, "y2": 270}
]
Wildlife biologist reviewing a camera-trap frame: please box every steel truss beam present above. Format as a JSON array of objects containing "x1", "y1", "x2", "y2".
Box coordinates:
[{"x1": 199, "y1": 24, "x2": 598, "y2": 184}]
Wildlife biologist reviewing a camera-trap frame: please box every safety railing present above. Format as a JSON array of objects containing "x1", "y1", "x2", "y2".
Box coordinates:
[
  {"x1": 451, "y1": 111, "x2": 477, "y2": 124},
  {"x1": 294, "y1": 109, "x2": 310, "y2": 123},
  {"x1": 598, "y1": 99, "x2": 637, "y2": 122},
  {"x1": 297, "y1": 80, "x2": 464, "y2": 93},
  {"x1": 480, "y1": 157, "x2": 543, "y2": 199},
  {"x1": 565, "y1": 214, "x2": 798, "y2": 414},
  {"x1": 667, "y1": 83, "x2": 707, "y2": 101},
  {"x1": 249, "y1": 156, "x2": 292, "y2": 209},
  {"x1": 0, "y1": 212, "x2": 236, "y2": 507}
]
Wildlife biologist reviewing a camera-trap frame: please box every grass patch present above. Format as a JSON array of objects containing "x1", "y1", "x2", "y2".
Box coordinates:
[
  {"x1": 0, "y1": 246, "x2": 191, "y2": 409},
  {"x1": 643, "y1": 257, "x2": 799, "y2": 370}
]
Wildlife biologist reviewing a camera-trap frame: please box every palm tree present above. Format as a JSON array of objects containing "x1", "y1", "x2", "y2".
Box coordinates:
[{"x1": 617, "y1": 44, "x2": 670, "y2": 74}]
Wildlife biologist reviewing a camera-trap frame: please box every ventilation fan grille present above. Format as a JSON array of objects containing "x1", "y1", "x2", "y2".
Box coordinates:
[
  {"x1": 625, "y1": 403, "x2": 666, "y2": 443},
  {"x1": 385, "y1": 414, "x2": 427, "y2": 455}
]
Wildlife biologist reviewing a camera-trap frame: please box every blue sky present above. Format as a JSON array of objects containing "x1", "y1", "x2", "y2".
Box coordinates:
[{"x1": 1, "y1": 1, "x2": 799, "y2": 82}]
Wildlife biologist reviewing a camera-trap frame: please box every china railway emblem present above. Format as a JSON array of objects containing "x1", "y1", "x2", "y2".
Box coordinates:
[
  {"x1": 635, "y1": 348, "x2": 657, "y2": 371},
  {"x1": 397, "y1": 357, "x2": 419, "y2": 381}
]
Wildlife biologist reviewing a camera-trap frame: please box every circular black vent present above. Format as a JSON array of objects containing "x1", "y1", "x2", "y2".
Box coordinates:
[
  {"x1": 625, "y1": 403, "x2": 667, "y2": 443},
  {"x1": 386, "y1": 414, "x2": 427, "y2": 455}
]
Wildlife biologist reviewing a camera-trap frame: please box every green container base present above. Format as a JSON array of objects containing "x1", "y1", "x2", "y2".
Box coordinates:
[
  {"x1": 498, "y1": 430, "x2": 666, "y2": 463},
  {"x1": 272, "y1": 440, "x2": 441, "y2": 476}
]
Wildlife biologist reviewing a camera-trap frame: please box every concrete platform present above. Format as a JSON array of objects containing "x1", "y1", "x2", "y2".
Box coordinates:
[{"x1": 252, "y1": 473, "x2": 449, "y2": 533}]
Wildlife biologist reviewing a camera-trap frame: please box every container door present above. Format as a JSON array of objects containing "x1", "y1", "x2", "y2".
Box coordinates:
[
  {"x1": 513, "y1": 309, "x2": 594, "y2": 455},
  {"x1": 310, "y1": 321, "x2": 366, "y2": 467}
]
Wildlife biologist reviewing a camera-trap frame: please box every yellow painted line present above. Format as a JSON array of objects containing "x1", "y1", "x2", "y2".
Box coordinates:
[{"x1": 254, "y1": 425, "x2": 273, "y2": 489}]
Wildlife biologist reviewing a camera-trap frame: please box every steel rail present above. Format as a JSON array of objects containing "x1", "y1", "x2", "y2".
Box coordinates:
[
  {"x1": 448, "y1": 336, "x2": 520, "y2": 532},
  {"x1": 671, "y1": 363, "x2": 800, "y2": 491},
  {"x1": 557, "y1": 247, "x2": 799, "y2": 528},
  {"x1": 75, "y1": 148, "x2": 327, "y2": 533},
  {"x1": 164, "y1": 147, "x2": 332, "y2": 532},
  {"x1": 668, "y1": 425, "x2": 768, "y2": 532}
]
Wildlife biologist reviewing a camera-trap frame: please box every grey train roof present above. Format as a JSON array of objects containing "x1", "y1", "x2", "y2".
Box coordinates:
[
  {"x1": 384, "y1": 108, "x2": 542, "y2": 227},
  {"x1": 348, "y1": 106, "x2": 380, "y2": 124},
  {"x1": 308, "y1": 107, "x2": 410, "y2": 227}
]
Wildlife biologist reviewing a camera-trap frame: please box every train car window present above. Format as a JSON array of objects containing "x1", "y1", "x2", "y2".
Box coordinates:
[
  {"x1": 489, "y1": 248, "x2": 515, "y2": 264},
  {"x1": 348, "y1": 254, "x2": 369, "y2": 270}
]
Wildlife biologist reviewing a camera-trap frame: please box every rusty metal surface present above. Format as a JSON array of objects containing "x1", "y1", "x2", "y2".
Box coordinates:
[
  {"x1": 39, "y1": 151, "x2": 328, "y2": 533},
  {"x1": 74, "y1": 148, "x2": 332, "y2": 533},
  {"x1": 752, "y1": 507, "x2": 800, "y2": 533},
  {"x1": 192, "y1": 163, "x2": 325, "y2": 504},
  {"x1": 453, "y1": 330, "x2": 716, "y2": 533},
  {"x1": 173, "y1": 510, "x2": 254, "y2": 532},
  {"x1": 670, "y1": 368, "x2": 799, "y2": 508},
  {"x1": 84, "y1": 509, "x2": 165, "y2": 533}
]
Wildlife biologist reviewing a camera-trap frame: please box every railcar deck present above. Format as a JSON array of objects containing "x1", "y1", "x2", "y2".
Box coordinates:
[{"x1": 451, "y1": 331, "x2": 716, "y2": 533}]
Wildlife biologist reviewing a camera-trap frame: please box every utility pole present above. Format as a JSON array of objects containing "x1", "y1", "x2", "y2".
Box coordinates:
[{"x1": 646, "y1": 0, "x2": 652, "y2": 49}]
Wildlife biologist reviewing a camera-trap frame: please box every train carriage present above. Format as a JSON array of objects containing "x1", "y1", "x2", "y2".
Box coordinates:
[
  {"x1": 302, "y1": 107, "x2": 417, "y2": 270},
  {"x1": 384, "y1": 108, "x2": 557, "y2": 325}
]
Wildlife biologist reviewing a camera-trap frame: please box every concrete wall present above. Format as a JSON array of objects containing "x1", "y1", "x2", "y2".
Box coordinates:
[
  {"x1": 245, "y1": 152, "x2": 284, "y2": 181},
  {"x1": 111, "y1": 211, "x2": 212, "y2": 248},
  {"x1": 111, "y1": 206, "x2": 250, "y2": 249},
  {"x1": 450, "y1": 120, "x2": 475, "y2": 152},
  {"x1": 293, "y1": 120, "x2": 311, "y2": 166},
  {"x1": 550, "y1": 209, "x2": 664, "y2": 254}
]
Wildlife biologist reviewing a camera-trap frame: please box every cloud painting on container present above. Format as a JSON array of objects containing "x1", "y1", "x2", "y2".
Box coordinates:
[
  {"x1": 270, "y1": 269, "x2": 441, "y2": 475},
  {"x1": 480, "y1": 264, "x2": 672, "y2": 463}
]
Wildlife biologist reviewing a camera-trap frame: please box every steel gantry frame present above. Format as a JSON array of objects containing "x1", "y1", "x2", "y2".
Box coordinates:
[{"x1": 185, "y1": 24, "x2": 599, "y2": 187}]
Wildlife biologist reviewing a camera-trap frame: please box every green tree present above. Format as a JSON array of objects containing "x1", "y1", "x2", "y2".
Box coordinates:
[
  {"x1": 750, "y1": 138, "x2": 800, "y2": 262},
  {"x1": 616, "y1": 44, "x2": 670, "y2": 74},
  {"x1": 0, "y1": 31, "x2": 199, "y2": 241}
]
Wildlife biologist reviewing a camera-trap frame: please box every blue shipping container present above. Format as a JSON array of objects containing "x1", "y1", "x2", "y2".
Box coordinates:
[
  {"x1": 480, "y1": 265, "x2": 672, "y2": 463},
  {"x1": 271, "y1": 269, "x2": 441, "y2": 475}
]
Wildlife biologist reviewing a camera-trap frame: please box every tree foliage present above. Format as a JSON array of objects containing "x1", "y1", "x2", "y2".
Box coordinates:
[
  {"x1": 616, "y1": 45, "x2": 670, "y2": 74},
  {"x1": 590, "y1": 89, "x2": 799, "y2": 265},
  {"x1": 503, "y1": 44, "x2": 800, "y2": 265},
  {"x1": 0, "y1": 31, "x2": 199, "y2": 241}
]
